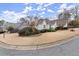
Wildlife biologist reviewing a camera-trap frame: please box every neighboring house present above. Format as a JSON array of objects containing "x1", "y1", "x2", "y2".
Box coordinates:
[
  {"x1": 0, "y1": 21, "x2": 7, "y2": 31},
  {"x1": 0, "y1": 25, "x2": 4, "y2": 31},
  {"x1": 0, "y1": 21, "x2": 17, "y2": 31}
]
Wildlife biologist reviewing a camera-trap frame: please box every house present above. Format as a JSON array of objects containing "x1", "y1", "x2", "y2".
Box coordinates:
[
  {"x1": 56, "y1": 19, "x2": 70, "y2": 29},
  {"x1": 35, "y1": 19, "x2": 50, "y2": 30},
  {"x1": 48, "y1": 20, "x2": 58, "y2": 30},
  {"x1": 36, "y1": 19, "x2": 70, "y2": 30},
  {"x1": 35, "y1": 19, "x2": 58, "y2": 30}
]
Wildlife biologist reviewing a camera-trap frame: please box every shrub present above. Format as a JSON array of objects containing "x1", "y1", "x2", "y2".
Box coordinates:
[
  {"x1": 70, "y1": 29, "x2": 75, "y2": 32},
  {"x1": 39, "y1": 28, "x2": 56, "y2": 33},
  {"x1": 47, "y1": 28, "x2": 51, "y2": 32},
  {"x1": 51, "y1": 29, "x2": 56, "y2": 32},
  {"x1": 10, "y1": 29, "x2": 19, "y2": 33},
  {"x1": 39, "y1": 29, "x2": 47, "y2": 33},
  {"x1": 25, "y1": 30, "x2": 31, "y2": 36},
  {"x1": 7, "y1": 26, "x2": 14, "y2": 33},
  {"x1": 45, "y1": 27, "x2": 56, "y2": 32},
  {"x1": 56, "y1": 27, "x2": 68, "y2": 30},
  {"x1": 68, "y1": 20, "x2": 79, "y2": 28},
  {"x1": 32, "y1": 28, "x2": 40, "y2": 34},
  {"x1": 0, "y1": 31, "x2": 5, "y2": 34},
  {"x1": 56, "y1": 27, "x2": 63, "y2": 30},
  {"x1": 18, "y1": 27, "x2": 40, "y2": 36},
  {"x1": 63, "y1": 27, "x2": 68, "y2": 30}
]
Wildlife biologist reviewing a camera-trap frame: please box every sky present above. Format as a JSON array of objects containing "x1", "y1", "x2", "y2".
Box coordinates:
[{"x1": 0, "y1": 3, "x2": 77, "y2": 23}]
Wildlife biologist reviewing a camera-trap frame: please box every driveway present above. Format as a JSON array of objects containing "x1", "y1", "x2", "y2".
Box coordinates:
[{"x1": 0, "y1": 36, "x2": 79, "y2": 56}]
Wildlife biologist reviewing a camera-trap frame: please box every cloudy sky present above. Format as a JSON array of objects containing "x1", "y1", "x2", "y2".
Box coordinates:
[{"x1": 0, "y1": 3, "x2": 77, "y2": 23}]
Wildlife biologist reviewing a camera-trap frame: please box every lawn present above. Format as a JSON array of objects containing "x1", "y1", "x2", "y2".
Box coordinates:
[{"x1": 0, "y1": 28, "x2": 79, "y2": 46}]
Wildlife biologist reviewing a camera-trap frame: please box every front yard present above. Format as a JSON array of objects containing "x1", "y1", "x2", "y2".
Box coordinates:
[{"x1": 0, "y1": 28, "x2": 79, "y2": 46}]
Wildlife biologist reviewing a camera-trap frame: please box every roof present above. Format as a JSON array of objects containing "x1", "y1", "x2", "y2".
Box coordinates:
[
  {"x1": 36, "y1": 19, "x2": 50, "y2": 26},
  {"x1": 36, "y1": 19, "x2": 70, "y2": 27},
  {"x1": 49, "y1": 20, "x2": 57, "y2": 25},
  {"x1": 56, "y1": 19, "x2": 70, "y2": 27},
  {"x1": 17, "y1": 20, "x2": 30, "y2": 29}
]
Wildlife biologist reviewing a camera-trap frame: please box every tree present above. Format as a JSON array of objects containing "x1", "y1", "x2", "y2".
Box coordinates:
[
  {"x1": 19, "y1": 18, "x2": 26, "y2": 22},
  {"x1": 67, "y1": 4, "x2": 79, "y2": 31},
  {"x1": 58, "y1": 9, "x2": 71, "y2": 29},
  {"x1": 70, "y1": 5, "x2": 79, "y2": 23},
  {"x1": 18, "y1": 27, "x2": 39, "y2": 36},
  {"x1": 0, "y1": 20, "x2": 5, "y2": 25},
  {"x1": 74, "y1": 5, "x2": 79, "y2": 22},
  {"x1": 58, "y1": 13, "x2": 63, "y2": 20},
  {"x1": 58, "y1": 9, "x2": 71, "y2": 20},
  {"x1": 7, "y1": 26, "x2": 14, "y2": 33},
  {"x1": 69, "y1": 20, "x2": 79, "y2": 27},
  {"x1": 30, "y1": 21, "x2": 36, "y2": 32}
]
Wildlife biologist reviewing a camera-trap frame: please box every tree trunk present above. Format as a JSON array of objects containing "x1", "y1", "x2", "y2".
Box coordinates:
[{"x1": 32, "y1": 26, "x2": 35, "y2": 32}]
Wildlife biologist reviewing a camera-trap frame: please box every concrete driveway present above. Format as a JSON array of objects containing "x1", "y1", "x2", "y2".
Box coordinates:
[{"x1": 0, "y1": 36, "x2": 79, "y2": 56}]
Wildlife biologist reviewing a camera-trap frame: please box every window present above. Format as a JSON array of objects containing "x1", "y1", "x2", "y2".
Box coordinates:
[
  {"x1": 50, "y1": 25, "x2": 51, "y2": 29},
  {"x1": 43, "y1": 25, "x2": 45, "y2": 28}
]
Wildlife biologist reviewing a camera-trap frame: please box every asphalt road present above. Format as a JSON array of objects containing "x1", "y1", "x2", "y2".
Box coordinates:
[{"x1": 0, "y1": 36, "x2": 79, "y2": 56}]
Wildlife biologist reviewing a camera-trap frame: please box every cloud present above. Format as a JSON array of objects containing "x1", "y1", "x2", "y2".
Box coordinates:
[
  {"x1": 60, "y1": 3, "x2": 67, "y2": 9},
  {"x1": 36, "y1": 3, "x2": 46, "y2": 11},
  {"x1": 47, "y1": 9, "x2": 54, "y2": 13},
  {"x1": 41, "y1": 12, "x2": 45, "y2": 14},
  {"x1": 44, "y1": 3, "x2": 53, "y2": 7},
  {"x1": 50, "y1": 15, "x2": 57, "y2": 20},
  {"x1": 23, "y1": 3, "x2": 54, "y2": 13},
  {"x1": 23, "y1": 3, "x2": 47, "y2": 13},
  {"x1": 57, "y1": 3, "x2": 67, "y2": 13},
  {"x1": 57, "y1": 9, "x2": 64, "y2": 13},
  {"x1": 35, "y1": 3, "x2": 54, "y2": 11},
  {"x1": 57, "y1": 3, "x2": 76, "y2": 13},
  {"x1": 67, "y1": 5, "x2": 75, "y2": 10},
  {"x1": 38, "y1": 11, "x2": 45, "y2": 16},
  {"x1": 22, "y1": 6, "x2": 33, "y2": 13},
  {"x1": 0, "y1": 10, "x2": 26, "y2": 23}
]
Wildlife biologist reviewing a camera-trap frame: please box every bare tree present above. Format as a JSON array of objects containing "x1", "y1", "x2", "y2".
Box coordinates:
[
  {"x1": 58, "y1": 9, "x2": 71, "y2": 28},
  {"x1": 58, "y1": 9, "x2": 71, "y2": 20},
  {"x1": 70, "y1": 4, "x2": 79, "y2": 23},
  {"x1": 74, "y1": 5, "x2": 79, "y2": 23}
]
